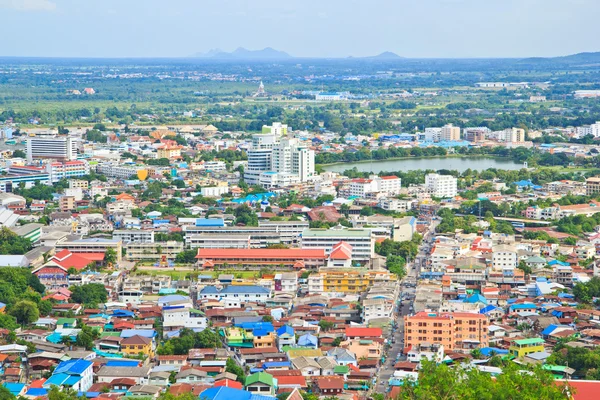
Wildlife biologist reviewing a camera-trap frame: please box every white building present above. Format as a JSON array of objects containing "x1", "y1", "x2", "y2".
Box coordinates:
[
  {"x1": 113, "y1": 230, "x2": 155, "y2": 244},
  {"x1": 301, "y1": 228, "x2": 375, "y2": 261},
  {"x1": 27, "y1": 136, "x2": 77, "y2": 162},
  {"x1": 425, "y1": 173, "x2": 458, "y2": 198},
  {"x1": 423, "y1": 128, "x2": 442, "y2": 142},
  {"x1": 47, "y1": 161, "x2": 90, "y2": 183},
  {"x1": 162, "y1": 302, "x2": 208, "y2": 335},
  {"x1": 96, "y1": 163, "x2": 143, "y2": 179},
  {"x1": 262, "y1": 122, "x2": 288, "y2": 136},
  {"x1": 245, "y1": 133, "x2": 315, "y2": 186},
  {"x1": 201, "y1": 185, "x2": 229, "y2": 198},
  {"x1": 492, "y1": 244, "x2": 518, "y2": 271},
  {"x1": 504, "y1": 128, "x2": 526, "y2": 143}
]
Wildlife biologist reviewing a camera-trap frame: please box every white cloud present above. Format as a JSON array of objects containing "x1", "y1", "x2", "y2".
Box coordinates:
[{"x1": 0, "y1": 0, "x2": 56, "y2": 12}]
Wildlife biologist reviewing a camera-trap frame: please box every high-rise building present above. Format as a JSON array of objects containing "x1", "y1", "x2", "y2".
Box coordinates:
[
  {"x1": 440, "y1": 124, "x2": 461, "y2": 142},
  {"x1": 504, "y1": 128, "x2": 526, "y2": 143},
  {"x1": 27, "y1": 136, "x2": 77, "y2": 162},
  {"x1": 425, "y1": 173, "x2": 458, "y2": 198},
  {"x1": 244, "y1": 127, "x2": 314, "y2": 186}
]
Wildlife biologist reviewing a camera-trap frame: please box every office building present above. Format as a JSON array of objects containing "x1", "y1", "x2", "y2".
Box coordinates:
[
  {"x1": 96, "y1": 163, "x2": 143, "y2": 179},
  {"x1": 301, "y1": 228, "x2": 375, "y2": 261},
  {"x1": 308, "y1": 268, "x2": 395, "y2": 294},
  {"x1": 27, "y1": 136, "x2": 77, "y2": 162},
  {"x1": 195, "y1": 248, "x2": 327, "y2": 270},
  {"x1": 425, "y1": 173, "x2": 458, "y2": 198},
  {"x1": 440, "y1": 124, "x2": 460, "y2": 142}
]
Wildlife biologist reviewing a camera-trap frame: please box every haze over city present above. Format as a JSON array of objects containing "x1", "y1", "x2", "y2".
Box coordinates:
[{"x1": 0, "y1": 0, "x2": 599, "y2": 58}]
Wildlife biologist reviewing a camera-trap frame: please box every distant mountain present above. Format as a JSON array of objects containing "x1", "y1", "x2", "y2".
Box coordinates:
[
  {"x1": 190, "y1": 47, "x2": 292, "y2": 60},
  {"x1": 369, "y1": 51, "x2": 404, "y2": 59},
  {"x1": 519, "y1": 51, "x2": 600, "y2": 65}
]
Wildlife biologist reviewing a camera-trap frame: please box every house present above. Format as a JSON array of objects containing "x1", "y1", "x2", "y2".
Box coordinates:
[
  {"x1": 96, "y1": 366, "x2": 151, "y2": 384},
  {"x1": 175, "y1": 368, "x2": 212, "y2": 384},
  {"x1": 297, "y1": 333, "x2": 318, "y2": 348},
  {"x1": 291, "y1": 356, "x2": 321, "y2": 377},
  {"x1": 276, "y1": 325, "x2": 295, "y2": 351},
  {"x1": 313, "y1": 376, "x2": 344, "y2": 396},
  {"x1": 327, "y1": 347, "x2": 357, "y2": 366},
  {"x1": 148, "y1": 371, "x2": 171, "y2": 386},
  {"x1": 345, "y1": 327, "x2": 382, "y2": 340},
  {"x1": 129, "y1": 384, "x2": 162, "y2": 397},
  {"x1": 157, "y1": 355, "x2": 188, "y2": 367},
  {"x1": 509, "y1": 338, "x2": 545, "y2": 358},
  {"x1": 43, "y1": 359, "x2": 94, "y2": 392},
  {"x1": 120, "y1": 335, "x2": 154, "y2": 357},
  {"x1": 245, "y1": 372, "x2": 275, "y2": 396}
]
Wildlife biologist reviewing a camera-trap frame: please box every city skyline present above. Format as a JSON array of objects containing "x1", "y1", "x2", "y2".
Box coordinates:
[{"x1": 0, "y1": 0, "x2": 598, "y2": 59}]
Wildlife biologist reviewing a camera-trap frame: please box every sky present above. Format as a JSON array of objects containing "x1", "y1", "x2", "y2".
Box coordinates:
[{"x1": 0, "y1": 0, "x2": 598, "y2": 59}]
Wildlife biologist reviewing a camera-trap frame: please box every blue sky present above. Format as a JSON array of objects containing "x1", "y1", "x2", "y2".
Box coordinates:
[{"x1": 0, "y1": 0, "x2": 598, "y2": 58}]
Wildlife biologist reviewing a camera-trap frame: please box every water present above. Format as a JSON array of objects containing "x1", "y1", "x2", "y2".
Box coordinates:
[{"x1": 322, "y1": 156, "x2": 524, "y2": 173}]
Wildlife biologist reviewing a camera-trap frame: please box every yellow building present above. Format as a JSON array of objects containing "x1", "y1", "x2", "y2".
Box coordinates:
[
  {"x1": 120, "y1": 335, "x2": 154, "y2": 357},
  {"x1": 509, "y1": 338, "x2": 545, "y2": 358},
  {"x1": 308, "y1": 269, "x2": 395, "y2": 294},
  {"x1": 157, "y1": 145, "x2": 182, "y2": 160},
  {"x1": 253, "y1": 332, "x2": 276, "y2": 348}
]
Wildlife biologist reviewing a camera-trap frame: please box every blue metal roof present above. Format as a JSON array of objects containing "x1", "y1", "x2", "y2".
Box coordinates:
[
  {"x1": 106, "y1": 360, "x2": 140, "y2": 367},
  {"x1": 196, "y1": 218, "x2": 225, "y2": 227},
  {"x1": 200, "y1": 387, "x2": 252, "y2": 400},
  {"x1": 120, "y1": 329, "x2": 156, "y2": 338},
  {"x1": 298, "y1": 333, "x2": 318, "y2": 346},
  {"x1": 3, "y1": 383, "x2": 25, "y2": 396},
  {"x1": 276, "y1": 325, "x2": 294, "y2": 337},
  {"x1": 55, "y1": 359, "x2": 93, "y2": 375},
  {"x1": 221, "y1": 285, "x2": 270, "y2": 294},
  {"x1": 44, "y1": 373, "x2": 69, "y2": 387},
  {"x1": 26, "y1": 388, "x2": 48, "y2": 397},
  {"x1": 479, "y1": 347, "x2": 509, "y2": 357}
]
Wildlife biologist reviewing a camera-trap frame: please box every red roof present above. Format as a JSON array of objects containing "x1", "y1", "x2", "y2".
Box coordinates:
[
  {"x1": 276, "y1": 375, "x2": 307, "y2": 387},
  {"x1": 329, "y1": 242, "x2": 352, "y2": 260},
  {"x1": 561, "y1": 380, "x2": 600, "y2": 400},
  {"x1": 214, "y1": 379, "x2": 243, "y2": 389},
  {"x1": 196, "y1": 248, "x2": 326, "y2": 260},
  {"x1": 345, "y1": 327, "x2": 383, "y2": 338},
  {"x1": 49, "y1": 250, "x2": 104, "y2": 271}
]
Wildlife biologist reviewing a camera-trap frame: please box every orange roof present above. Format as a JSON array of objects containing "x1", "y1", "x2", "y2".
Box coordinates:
[
  {"x1": 214, "y1": 379, "x2": 243, "y2": 389},
  {"x1": 345, "y1": 327, "x2": 383, "y2": 337},
  {"x1": 329, "y1": 241, "x2": 352, "y2": 260},
  {"x1": 196, "y1": 248, "x2": 326, "y2": 260}
]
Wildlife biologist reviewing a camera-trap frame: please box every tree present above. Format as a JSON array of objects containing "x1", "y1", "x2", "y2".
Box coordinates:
[
  {"x1": 226, "y1": 358, "x2": 246, "y2": 384},
  {"x1": 262, "y1": 315, "x2": 274, "y2": 322},
  {"x1": 397, "y1": 360, "x2": 569, "y2": 399},
  {"x1": 175, "y1": 249, "x2": 197, "y2": 264},
  {"x1": 0, "y1": 227, "x2": 33, "y2": 255},
  {"x1": 0, "y1": 314, "x2": 19, "y2": 330},
  {"x1": 0, "y1": 385, "x2": 15, "y2": 400},
  {"x1": 12, "y1": 149, "x2": 26, "y2": 159},
  {"x1": 70, "y1": 283, "x2": 108, "y2": 305},
  {"x1": 318, "y1": 320, "x2": 334, "y2": 332},
  {"x1": 10, "y1": 300, "x2": 39, "y2": 325},
  {"x1": 104, "y1": 247, "x2": 117, "y2": 266},
  {"x1": 76, "y1": 324, "x2": 99, "y2": 350},
  {"x1": 38, "y1": 300, "x2": 53, "y2": 316}
]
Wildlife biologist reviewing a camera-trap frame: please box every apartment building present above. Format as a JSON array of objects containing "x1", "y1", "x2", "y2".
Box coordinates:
[
  {"x1": 491, "y1": 244, "x2": 518, "y2": 271},
  {"x1": 96, "y1": 162, "x2": 144, "y2": 179},
  {"x1": 404, "y1": 312, "x2": 489, "y2": 352},
  {"x1": 113, "y1": 230, "x2": 155, "y2": 244},
  {"x1": 425, "y1": 173, "x2": 458, "y2": 198},
  {"x1": 440, "y1": 124, "x2": 461, "y2": 141},
  {"x1": 301, "y1": 228, "x2": 375, "y2": 261},
  {"x1": 47, "y1": 161, "x2": 90, "y2": 183}
]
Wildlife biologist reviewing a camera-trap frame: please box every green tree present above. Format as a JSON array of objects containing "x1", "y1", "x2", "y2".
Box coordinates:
[
  {"x1": 0, "y1": 385, "x2": 15, "y2": 400},
  {"x1": 226, "y1": 358, "x2": 246, "y2": 384},
  {"x1": 76, "y1": 323, "x2": 99, "y2": 350},
  {"x1": 10, "y1": 300, "x2": 39, "y2": 325},
  {"x1": 0, "y1": 314, "x2": 19, "y2": 330},
  {"x1": 70, "y1": 283, "x2": 108, "y2": 305},
  {"x1": 104, "y1": 247, "x2": 117, "y2": 266},
  {"x1": 11, "y1": 149, "x2": 26, "y2": 158},
  {"x1": 318, "y1": 320, "x2": 334, "y2": 332},
  {"x1": 175, "y1": 249, "x2": 197, "y2": 264}
]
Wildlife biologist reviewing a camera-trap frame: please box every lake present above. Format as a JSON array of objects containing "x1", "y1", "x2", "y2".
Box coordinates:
[{"x1": 322, "y1": 156, "x2": 525, "y2": 173}]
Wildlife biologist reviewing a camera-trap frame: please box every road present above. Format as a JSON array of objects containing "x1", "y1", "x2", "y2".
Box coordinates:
[{"x1": 372, "y1": 219, "x2": 439, "y2": 394}]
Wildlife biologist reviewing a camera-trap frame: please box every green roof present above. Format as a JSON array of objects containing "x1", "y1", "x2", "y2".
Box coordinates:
[
  {"x1": 334, "y1": 365, "x2": 349, "y2": 374},
  {"x1": 57, "y1": 318, "x2": 76, "y2": 325},
  {"x1": 513, "y1": 338, "x2": 544, "y2": 345},
  {"x1": 245, "y1": 372, "x2": 273, "y2": 387},
  {"x1": 100, "y1": 332, "x2": 122, "y2": 338}
]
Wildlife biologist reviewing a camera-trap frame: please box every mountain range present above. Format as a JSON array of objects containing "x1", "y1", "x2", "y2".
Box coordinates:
[{"x1": 189, "y1": 48, "x2": 404, "y2": 60}]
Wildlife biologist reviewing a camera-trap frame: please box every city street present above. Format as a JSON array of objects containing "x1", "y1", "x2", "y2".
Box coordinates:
[{"x1": 372, "y1": 220, "x2": 438, "y2": 394}]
